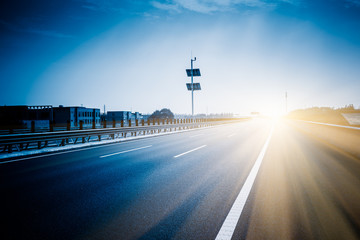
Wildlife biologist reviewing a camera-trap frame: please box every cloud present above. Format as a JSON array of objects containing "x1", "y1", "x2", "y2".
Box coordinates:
[
  {"x1": 151, "y1": 1, "x2": 181, "y2": 12},
  {"x1": 151, "y1": 0, "x2": 298, "y2": 13},
  {"x1": 345, "y1": 0, "x2": 360, "y2": 6},
  {"x1": 79, "y1": 0, "x2": 126, "y2": 12},
  {"x1": 0, "y1": 20, "x2": 73, "y2": 38}
]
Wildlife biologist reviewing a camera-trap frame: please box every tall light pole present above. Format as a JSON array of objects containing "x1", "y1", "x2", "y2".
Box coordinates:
[
  {"x1": 186, "y1": 57, "x2": 201, "y2": 117},
  {"x1": 191, "y1": 57, "x2": 196, "y2": 116}
]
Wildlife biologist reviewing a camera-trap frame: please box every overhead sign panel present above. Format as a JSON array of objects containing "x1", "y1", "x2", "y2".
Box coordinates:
[
  {"x1": 186, "y1": 69, "x2": 201, "y2": 77},
  {"x1": 186, "y1": 83, "x2": 201, "y2": 91}
]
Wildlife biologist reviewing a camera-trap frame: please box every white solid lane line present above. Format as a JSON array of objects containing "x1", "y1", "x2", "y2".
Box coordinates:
[
  {"x1": 99, "y1": 145, "x2": 152, "y2": 158},
  {"x1": 215, "y1": 126, "x2": 274, "y2": 240},
  {"x1": 173, "y1": 145, "x2": 207, "y2": 158}
]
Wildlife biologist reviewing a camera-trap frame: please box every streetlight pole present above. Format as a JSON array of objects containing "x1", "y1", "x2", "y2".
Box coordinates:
[
  {"x1": 191, "y1": 57, "x2": 196, "y2": 116},
  {"x1": 185, "y1": 57, "x2": 200, "y2": 117}
]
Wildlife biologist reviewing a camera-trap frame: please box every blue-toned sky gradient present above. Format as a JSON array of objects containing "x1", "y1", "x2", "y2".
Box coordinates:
[{"x1": 1, "y1": 0, "x2": 360, "y2": 115}]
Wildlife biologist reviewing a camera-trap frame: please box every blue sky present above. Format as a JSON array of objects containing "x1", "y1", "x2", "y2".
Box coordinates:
[{"x1": 1, "y1": 0, "x2": 360, "y2": 115}]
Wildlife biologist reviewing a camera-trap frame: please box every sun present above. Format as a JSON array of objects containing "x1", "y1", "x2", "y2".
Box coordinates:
[{"x1": 264, "y1": 109, "x2": 284, "y2": 121}]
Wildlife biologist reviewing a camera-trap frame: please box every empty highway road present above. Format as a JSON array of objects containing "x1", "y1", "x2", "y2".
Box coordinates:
[{"x1": 1, "y1": 119, "x2": 360, "y2": 240}]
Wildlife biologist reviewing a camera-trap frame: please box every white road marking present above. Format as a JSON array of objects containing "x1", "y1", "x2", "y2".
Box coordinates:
[
  {"x1": 173, "y1": 145, "x2": 207, "y2": 158},
  {"x1": 215, "y1": 126, "x2": 274, "y2": 240},
  {"x1": 99, "y1": 145, "x2": 152, "y2": 158},
  {"x1": 189, "y1": 134, "x2": 204, "y2": 138},
  {"x1": 227, "y1": 133, "x2": 236, "y2": 138},
  {"x1": 0, "y1": 143, "x2": 138, "y2": 165}
]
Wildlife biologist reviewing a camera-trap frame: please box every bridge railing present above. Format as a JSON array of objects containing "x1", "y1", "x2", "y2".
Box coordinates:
[{"x1": 0, "y1": 118, "x2": 248, "y2": 153}]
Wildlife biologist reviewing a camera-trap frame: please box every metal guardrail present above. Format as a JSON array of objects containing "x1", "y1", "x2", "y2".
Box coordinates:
[
  {"x1": 298, "y1": 120, "x2": 360, "y2": 130},
  {"x1": 0, "y1": 119, "x2": 246, "y2": 153},
  {"x1": 292, "y1": 119, "x2": 360, "y2": 158}
]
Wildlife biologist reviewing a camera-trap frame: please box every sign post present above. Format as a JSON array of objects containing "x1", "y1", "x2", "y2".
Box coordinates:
[{"x1": 186, "y1": 57, "x2": 201, "y2": 116}]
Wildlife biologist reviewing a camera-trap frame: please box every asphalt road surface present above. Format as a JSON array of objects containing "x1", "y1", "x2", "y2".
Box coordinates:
[{"x1": 1, "y1": 119, "x2": 360, "y2": 240}]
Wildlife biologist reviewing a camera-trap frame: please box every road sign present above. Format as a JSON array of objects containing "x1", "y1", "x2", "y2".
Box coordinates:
[
  {"x1": 186, "y1": 83, "x2": 201, "y2": 91},
  {"x1": 186, "y1": 69, "x2": 201, "y2": 77}
]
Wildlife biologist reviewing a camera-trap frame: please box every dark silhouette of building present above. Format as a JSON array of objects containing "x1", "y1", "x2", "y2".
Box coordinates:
[
  {"x1": 0, "y1": 105, "x2": 101, "y2": 130},
  {"x1": 0, "y1": 105, "x2": 53, "y2": 130}
]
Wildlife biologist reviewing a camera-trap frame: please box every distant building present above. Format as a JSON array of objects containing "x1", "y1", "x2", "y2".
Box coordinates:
[
  {"x1": 53, "y1": 106, "x2": 101, "y2": 128},
  {"x1": 133, "y1": 112, "x2": 143, "y2": 120},
  {"x1": 0, "y1": 105, "x2": 101, "y2": 130},
  {"x1": 0, "y1": 105, "x2": 53, "y2": 129},
  {"x1": 107, "y1": 111, "x2": 143, "y2": 121}
]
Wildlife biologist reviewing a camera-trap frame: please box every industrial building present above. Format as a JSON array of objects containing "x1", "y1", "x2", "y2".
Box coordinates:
[
  {"x1": 0, "y1": 105, "x2": 53, "y2": 129},
  {"x1": 0, "y1": 105, "x2": 101, "y2": 130},
  {"x1": 53, "y1": 106, "x2": 101, "y2": 128},
  {"x1": 107, "y1": 111, "x2": 143, "y2": 122}
]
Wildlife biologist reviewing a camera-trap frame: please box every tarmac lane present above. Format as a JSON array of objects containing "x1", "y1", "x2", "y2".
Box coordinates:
[{"x1": 231, "y1": 120, "x2": 360, "y2": 240}]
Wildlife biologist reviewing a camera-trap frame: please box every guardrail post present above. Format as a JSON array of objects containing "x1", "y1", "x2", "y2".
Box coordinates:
[
  {"x1": 103, "y1": 120, "x2": 107, "y2": 129},
  {"x1": 136, "y1": 119, "x2": 139, "y2": 126},
  {"x1": 162, "y1": 119, "x2": 165, "y2": 125},
  {"x1": 50, "y1": 121, "x2": 54, "y2": 132},
  {"x1": 121, "y1": 120, "x2": 124, "y2": 127},
  {"x1": 6, "y1": 144, "x2": 12, "y2": 153},
  {"x1": 128, "y1": 120, "x2": 132, "y2": 127},
  {"x1": 153, "y1": 119, "x2": 156, "y2": 125},
  {"x1": 157, "y1": 119, "x2": 160, "y2": 125},
  {"x1": 67, "y1": 121, "x2": 71, "y2": 131},
  {"x1": 141, "y1": 119, "x2": 145, "y2": 126},
  {"x1": 113, "y1": 120, "x2": 116, "y2": 128},
  {"x1": 147, "y1": 119, "x2": 150, "y2": 126},
  {"x1": 92, "y1": 121, "x2": 96, "y2": 129},
  {"x1": 31, "y1": 121, "x2": 35, "y2": 133},
  {"x1": 80, "y1": 121, "x2": 83, "y2": 130}
]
